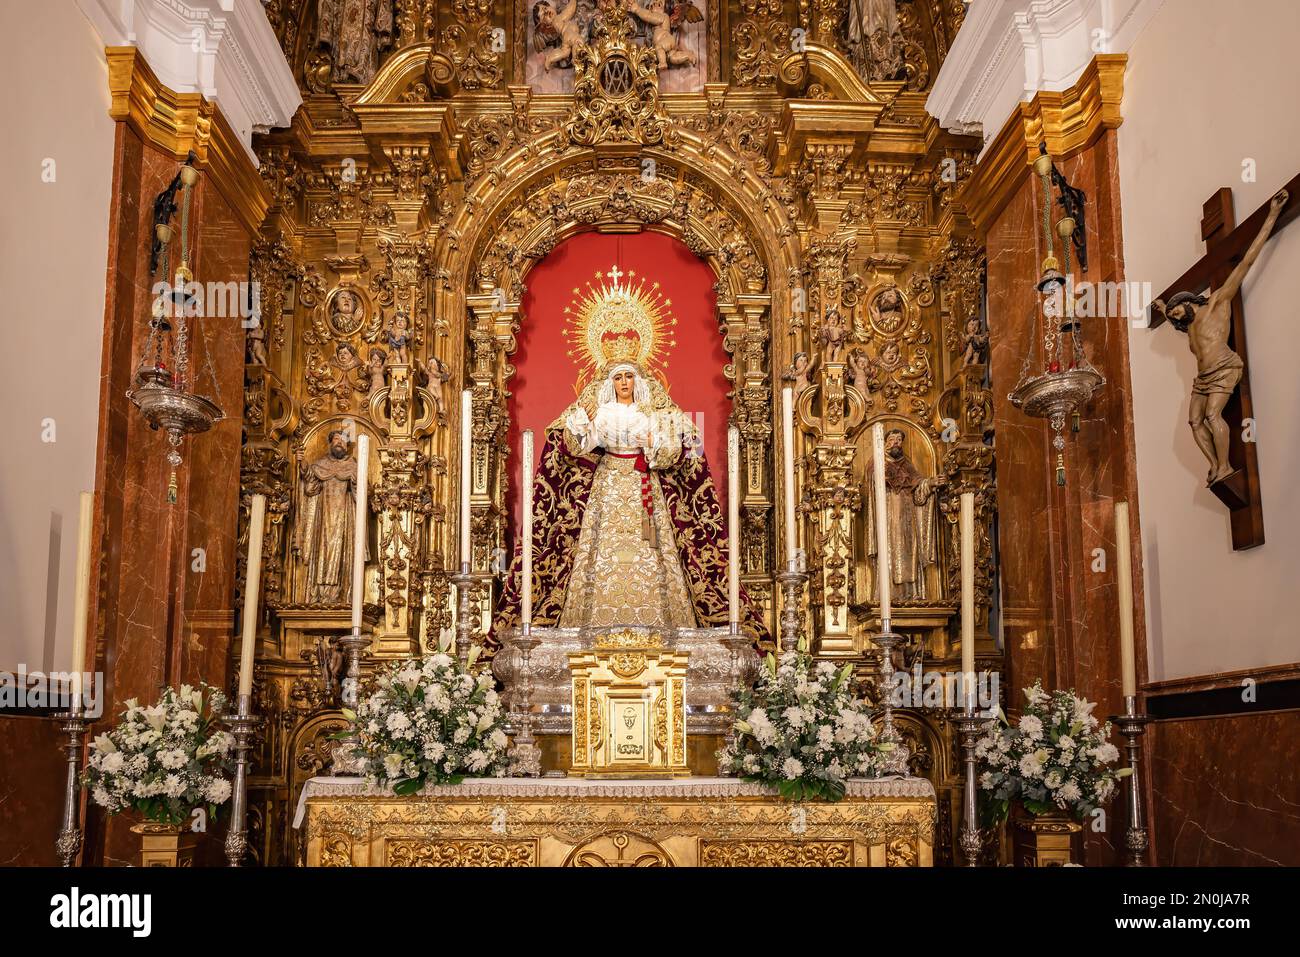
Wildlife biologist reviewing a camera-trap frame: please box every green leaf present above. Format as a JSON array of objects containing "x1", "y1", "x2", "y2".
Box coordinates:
[
  {"x1": 392, "y1": 777, "x2": 424, "y2": 796},
  {"x1": 834, "y1": 662, "x2": 853, "y2": 691},
  {"x1": 340, "y1": 707, "x2": 357, "y2": 722}
]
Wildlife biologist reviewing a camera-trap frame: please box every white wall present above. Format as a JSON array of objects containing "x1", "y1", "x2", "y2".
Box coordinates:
[
  {"x1": 1118, "y1": 0, "x2": 1300, "y2": 680},
  {"x1": 0, "y1": 4, "x2": 115, "y2": 673}
]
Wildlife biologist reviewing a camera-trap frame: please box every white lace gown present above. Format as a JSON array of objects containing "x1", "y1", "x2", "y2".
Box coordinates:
[{"x1": 557, "y1": 400, "x2": 697, "y2": 630}]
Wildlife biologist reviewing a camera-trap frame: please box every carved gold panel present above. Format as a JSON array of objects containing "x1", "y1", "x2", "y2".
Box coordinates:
[{"x1": 299, "y1": 778, "x2": 936, "y2": 867}]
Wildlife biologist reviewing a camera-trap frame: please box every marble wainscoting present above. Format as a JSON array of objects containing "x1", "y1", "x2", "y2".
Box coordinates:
[
  {"x1": 0, "y1": 711, "x2": 66, "y2": 865},
  {"x1": 1145, "y1": 666, "x2": 1300, "y2": 866}
]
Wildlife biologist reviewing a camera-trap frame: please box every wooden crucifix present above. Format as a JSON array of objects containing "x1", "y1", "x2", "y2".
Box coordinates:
[{"x1": 1148, "y1": 178, "x2": 1298, "y2": 550}]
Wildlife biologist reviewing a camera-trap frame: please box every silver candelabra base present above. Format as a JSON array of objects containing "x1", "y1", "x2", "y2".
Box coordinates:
[
  {"x1": 54, "y1": 709, "x2": 89, "y2": 867},
  {"x1": 1113, "y1": 694, "x2": 1151, "y2": 866},
  {"x1": 871, "y1": 627, "x2": 911, "y2": 776},
  {"x1": 222, "y1": 693, "x2": 261, "y2": 867}
]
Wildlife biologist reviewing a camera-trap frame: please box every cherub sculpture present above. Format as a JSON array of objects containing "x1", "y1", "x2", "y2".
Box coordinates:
[
  {"x1": 960, "y1": 316, "x2": 989, "y2": 367},
  {"x1": 819, "y1": 307, "x2": 848, "y2": 363},
  {"x1": 365, "y1": 346, "x2": 387, "y2": 393},
  {"x1": 533, "y1": 0, "x2": 585, "y2": 71},
  {"x1": 417, "y1": 354, "x2": 451, "y2": 418},
  {"x1": 385, "y1": 310, "x2": 412, "y2": 365},
  {"x1": 781, "y1": 351, "x2": 818, "y2": 397},
  {"x1": 630, "y1": 0, "x2": 700, "y2": 70},
  {"x1": 848, "y1": 348, "x2": 872, "y2": 393}
]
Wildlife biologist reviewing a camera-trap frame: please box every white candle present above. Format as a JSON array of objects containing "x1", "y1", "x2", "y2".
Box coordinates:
[
  {"x1": 69, "y1": 491, "x2": 93, "y2": 705},
  {"x1": 781, "y1": 387, "x2": 798, "y2": 570},
  {"x1": 1115, "y1": 501, "x2": 1137, "y2": 698},
  {"x1": 871, "y1": 423, "x2": 892, "y2": 627},
  {"x1": 350, "y1": 435, "x2": 369, "y2": 631},
  {"x1": 239, "y1": 493, "x2": 267, "y2": 699},
  {"x1": 960, "y1": 491, "x2": 975, "y2": 710},
  {"x1": 727, "y1": 425, "x2": 741, "y2": 625},
  {"x1": 460, "y1": 389, "x2": 473, "y2": 569},
  {"x1": 521, "y1": 429, "x2": 534, "y2": 629}
]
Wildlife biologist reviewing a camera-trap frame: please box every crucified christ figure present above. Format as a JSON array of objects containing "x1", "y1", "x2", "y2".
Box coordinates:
[{"x1": 1152, "y1": 189, "x2": 1287, "y2": 486}]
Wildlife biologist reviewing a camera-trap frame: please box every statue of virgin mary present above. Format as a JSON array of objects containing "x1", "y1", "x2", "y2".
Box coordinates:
[{"x1": 494, "y1": 272, "x2": 766, "y2": 642}]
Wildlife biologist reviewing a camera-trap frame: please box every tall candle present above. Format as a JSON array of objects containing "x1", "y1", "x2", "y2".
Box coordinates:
[
  {"x1": 871, "y1": 422, "x2": 892, "y2": 627},
  {"x1": 521, "y1": 429, "x2": 534, "y2": 629},
  {"x1": 460, "y1": 389, "x2": 473, "y2": 569},
  {"x1": 960, "y1": 491, "x2": 975, "y2": 710},
  {"x1": 239, "y1": 493, "x2": 267, "y2": 699},
  {"x1": 727, "y1": 425, "x2": 741, "y2": 624},
  {"x1": 350, "y1": 435, "x2": 369, "y2": 631},
  {"x1": 1115, "y1": 501, "x2": 1137, "y2": 698},
  {"x1": 69, "y1": 491, "x2": 93, "y2": 705},
  {"x1": 781, "y1": 386, "x2": 798, "y2": 570}
]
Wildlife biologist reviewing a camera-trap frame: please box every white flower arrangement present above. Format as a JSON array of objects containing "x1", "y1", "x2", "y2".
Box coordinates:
[
  {"x1": 975, "y1": 679, "x2": 1129, "y2": 823},
  {"x1": 344, "y1": 645, "x2": 509, "y2": 794},
  {"x1": 83, "y1": 684, "x2": 234, "y2": 825},
  {"x1": 717, "y1": 639, "x2": 891, "y2": 801}
]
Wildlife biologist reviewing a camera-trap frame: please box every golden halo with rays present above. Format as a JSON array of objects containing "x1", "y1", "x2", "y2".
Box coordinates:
[{"x1": 561, "y1": 264, "x2": 677, "y2": 393}]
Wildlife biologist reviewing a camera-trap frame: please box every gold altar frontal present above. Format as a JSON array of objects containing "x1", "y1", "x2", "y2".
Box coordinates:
[{"x1": 296, "y1": 777, "x2": 937, "y2": 867}]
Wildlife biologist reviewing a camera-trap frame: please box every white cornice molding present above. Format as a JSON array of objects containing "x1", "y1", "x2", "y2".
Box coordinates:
[
  {"x1": 76, "y1": 0, "x2": 300, "y2": 163},
  {"x1": 927, "y1": 0, "x2": 1163, "y2": 154}
]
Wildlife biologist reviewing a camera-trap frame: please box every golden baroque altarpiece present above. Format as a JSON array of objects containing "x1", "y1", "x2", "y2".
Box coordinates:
[{"x1": 241, "y1": 0, "x2": 993, "y2": 865}]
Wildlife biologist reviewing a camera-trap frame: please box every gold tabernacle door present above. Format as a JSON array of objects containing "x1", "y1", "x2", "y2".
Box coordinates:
[{"x1": 568, "y1": 629, "x2": 690, "y2": 778}]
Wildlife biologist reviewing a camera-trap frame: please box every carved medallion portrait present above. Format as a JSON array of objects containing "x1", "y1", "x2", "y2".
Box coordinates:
[
  {"x1": 868, "y1": 284, "x2": 908, "y2": 337},
  {"x1": 327, "y1": 287, "x2": 367, "y2": 338}
]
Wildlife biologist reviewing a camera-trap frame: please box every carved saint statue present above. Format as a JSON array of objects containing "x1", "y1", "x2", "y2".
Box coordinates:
[
  {"x1": 846, "y1": 0, "x2": 902, "y2": 82},
  {"x1": 296, "y1": 428, "x2": 368, "y2": 605},
  {"x1": 495, "y1": 270, "x2": 765, "y2": 641},
  {"x1": 555, "y1": 363, "x2": 697, "y2": 628},
  {"x1": 1152, "y1": 189, "x2": 1287, "y2": 485},
  {"x1": 315, "y1": 0, "x2": 395, "y2": 86},
  {"x1": 863, "y1": 427, "x2": 945, "y2": 601}
]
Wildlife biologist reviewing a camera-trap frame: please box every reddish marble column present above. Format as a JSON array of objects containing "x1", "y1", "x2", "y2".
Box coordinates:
[
  {"x1": 986, "y1": 129, "x2": 1151, "y2": 865},
  {"x1": 82, "y1": 120, "x2": 248, "y2": 865}
]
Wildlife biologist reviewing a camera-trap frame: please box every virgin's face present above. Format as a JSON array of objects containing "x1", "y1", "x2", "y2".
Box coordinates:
[{"x1": 612, "y1": 371, "x2": 636, "y2": 402}]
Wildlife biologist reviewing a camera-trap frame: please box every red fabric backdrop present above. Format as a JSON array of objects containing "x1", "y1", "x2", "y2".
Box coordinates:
[{"x1": 508, "y1": 231, "x2": 728, "y2": 535}]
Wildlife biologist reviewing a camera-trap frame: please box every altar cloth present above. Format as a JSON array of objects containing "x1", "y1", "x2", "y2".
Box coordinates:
[{"x1": 295, "y1": 775, "x2": 937, "y2": 867}]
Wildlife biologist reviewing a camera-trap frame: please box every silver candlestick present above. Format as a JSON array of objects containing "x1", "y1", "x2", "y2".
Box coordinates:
[
  {"x1": 330, "y1": 624, "x2": 373, "y2": 776},
  {"x1": 508, "y1": 627, "x2": 542, "y2": 777},
  {"x1": 222, "y1": 693, "x2": 260, "y2": 867},
  {"x1": 1114, "y1": 694, "x2": 1151, "y2": 867},
  {"x1": 54, "y1": 704, "x2": 89, "y2": 867},
  {"x1": 719, "y1": 624, "x2": 754, "y2": 773},
  {"x1": 776, "y1": 560, "x2": 806, "y2": 654},
  {"x1": 955, "y1": 707, "x2": 987, "y2": 867},
  {"x1": 871, "y1": 625, "x2": 910, "y2": 775},
  {"x1": 451, "y1": 564, "x2": 479, "y2": 667}
]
